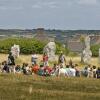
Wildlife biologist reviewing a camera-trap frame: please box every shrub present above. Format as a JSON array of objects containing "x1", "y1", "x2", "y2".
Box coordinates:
[
  {"x1": 56, "y1": 41, "x2": 69, "y2": 55},
  {"x1": 91, "y1": 44, "x2": 100, "y2": 57},
  {"x1": 0, "y1": 38, "x2": 46, "y2": 54},
  {"x1": 0, "y1": 38, "x2": 69, "y2": 55}
]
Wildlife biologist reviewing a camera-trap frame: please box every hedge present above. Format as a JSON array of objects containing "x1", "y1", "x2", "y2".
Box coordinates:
[
  {"x1": 0, "y1": 38, "x2": 69, "y2": 55},
  {"x1": 91, "y1": 44, "x2": 100, "y2": 57},
  {"x1": 0, "y1": 38, "x2": 46, "y2": 54}
]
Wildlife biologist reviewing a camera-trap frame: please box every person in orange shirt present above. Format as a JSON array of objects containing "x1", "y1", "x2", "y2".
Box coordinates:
[{"x1": 32, "y1": 64, "x2": 39, "y2": 74}]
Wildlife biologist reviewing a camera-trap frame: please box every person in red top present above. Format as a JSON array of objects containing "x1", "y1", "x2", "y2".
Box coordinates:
[
  {"x1": 32, "y1": 64, "x2": 39, "y2": 74},
  {"x1": 43, "y1": 53, "x2": 48, "y2": 66}
]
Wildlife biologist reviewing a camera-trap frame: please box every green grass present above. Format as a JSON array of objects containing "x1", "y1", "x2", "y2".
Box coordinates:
[{"x1": 0, "y1": 74, "x2": 100, "y2": 100}]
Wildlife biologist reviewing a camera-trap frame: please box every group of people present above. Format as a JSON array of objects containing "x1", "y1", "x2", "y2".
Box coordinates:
[{"x1": 0, "y1": 52, "x2": 100, "y2": 79}]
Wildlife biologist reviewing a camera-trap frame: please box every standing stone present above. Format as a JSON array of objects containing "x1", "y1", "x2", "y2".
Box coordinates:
[
  {"x1": 43, "y1": 41, "x2": 56, "y2": 61},
  {"x1": 82, "y1": 36, "x2": 92, "y2": 64},
  {"x1": 11, "y1": 44, "x2": 20, "y2": 58}
]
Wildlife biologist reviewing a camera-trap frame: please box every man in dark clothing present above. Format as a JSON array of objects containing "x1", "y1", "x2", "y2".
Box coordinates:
[
  {"x1": 3, "y1": 61, "x2": 9, "y2": 73},
  {"x1": 96, "y1": 67, "x2": 100, "y2": 79},
  {"x1": 8, "y1": 52, "x2": 15, "y2": 66},
  {"x1": 8, "y1": 52, "x2": 15, "y2": 73}
]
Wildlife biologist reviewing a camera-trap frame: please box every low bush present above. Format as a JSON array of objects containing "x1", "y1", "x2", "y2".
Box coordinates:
[
  {"x1": 0, "y1": 38, "x2": 69, "y2": 55},
  {"x1": 91, "y1": 44, "x2": 100, "y2": 57},
  {"x1": 0, "y1": 38, "x2": 46, "y2": 54}
]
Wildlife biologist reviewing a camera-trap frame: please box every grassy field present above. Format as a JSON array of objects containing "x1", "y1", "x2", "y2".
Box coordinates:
[
  {"x1": 0, "y1": 54, "x2": 100, "y2": 67},
  {"x1": 0, "y1": 54, "x2": 100, "y2": 100},
  {"x1": 0, "y1": 74, "x2": 100, "y2": 100}
]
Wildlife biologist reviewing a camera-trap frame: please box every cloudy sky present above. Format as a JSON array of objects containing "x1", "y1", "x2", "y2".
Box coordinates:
[{"x1": 0, "y1": 0, "x2": 100, "y2": 29}]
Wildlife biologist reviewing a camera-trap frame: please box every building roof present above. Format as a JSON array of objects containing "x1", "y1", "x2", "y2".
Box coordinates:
[
  {"x1": 67, "y1": 41, "x2": 85, "y2": 52},
  {"x1": 34, "y1": 28, "x2": 54, "y2": 42},
  {"x1": 90, "y1": 35, "x2": 100, "y2": 45}
]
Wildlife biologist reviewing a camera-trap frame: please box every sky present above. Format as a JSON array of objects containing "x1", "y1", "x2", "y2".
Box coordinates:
[{"x1": 0, "y1": 0, "x2": 100, "y2": 30}]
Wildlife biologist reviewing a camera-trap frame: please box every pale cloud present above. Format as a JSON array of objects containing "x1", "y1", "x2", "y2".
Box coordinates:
[
  {"x1": 43, "y1": 2, "x2": 58, "y2": 8},
  {"x1": 32, "y1": 1, "x2": 58, "y2": 9},
  {"x1": 66, "y1": 1, "x2": 73, "y2": 7},
  {"x1": 0, "y1": 6, "x2": 23, "y2": 10},
  {"x1": 77, "y1": 0, "x2": 98, "y2": 5},
  {"x1": 32, "y1": 5, "x2": 42, "y2": 8},
  {"x1": 0, "y1": 6, "x2": 7, "y2": 10},
  {"x1": 14, "y1": 7, "x2": 23, "y2": 10}
]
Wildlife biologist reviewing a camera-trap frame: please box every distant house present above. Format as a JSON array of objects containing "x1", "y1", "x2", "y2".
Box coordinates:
[
  {"x1": 90, "y1": 35, "x2": 100, "y2": 45},
  {"x1": 67, "y1": 34, "x2": 100, "y2": 53},
  {"x1": 67, "y1": 34, "x2": 85, "y2": 53},
  {"x1": 20, "y1": 34, "x2": 34, "y2": 38},
  {"x1": 67, "y1": 41, "x2": 84, "y2": 52},
  {"x1": 0, "y1": 35, "x2": 8, "y2": 39},
  {"x1": 34, "y1": 28, "x2": 54, "y2": 42}
]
